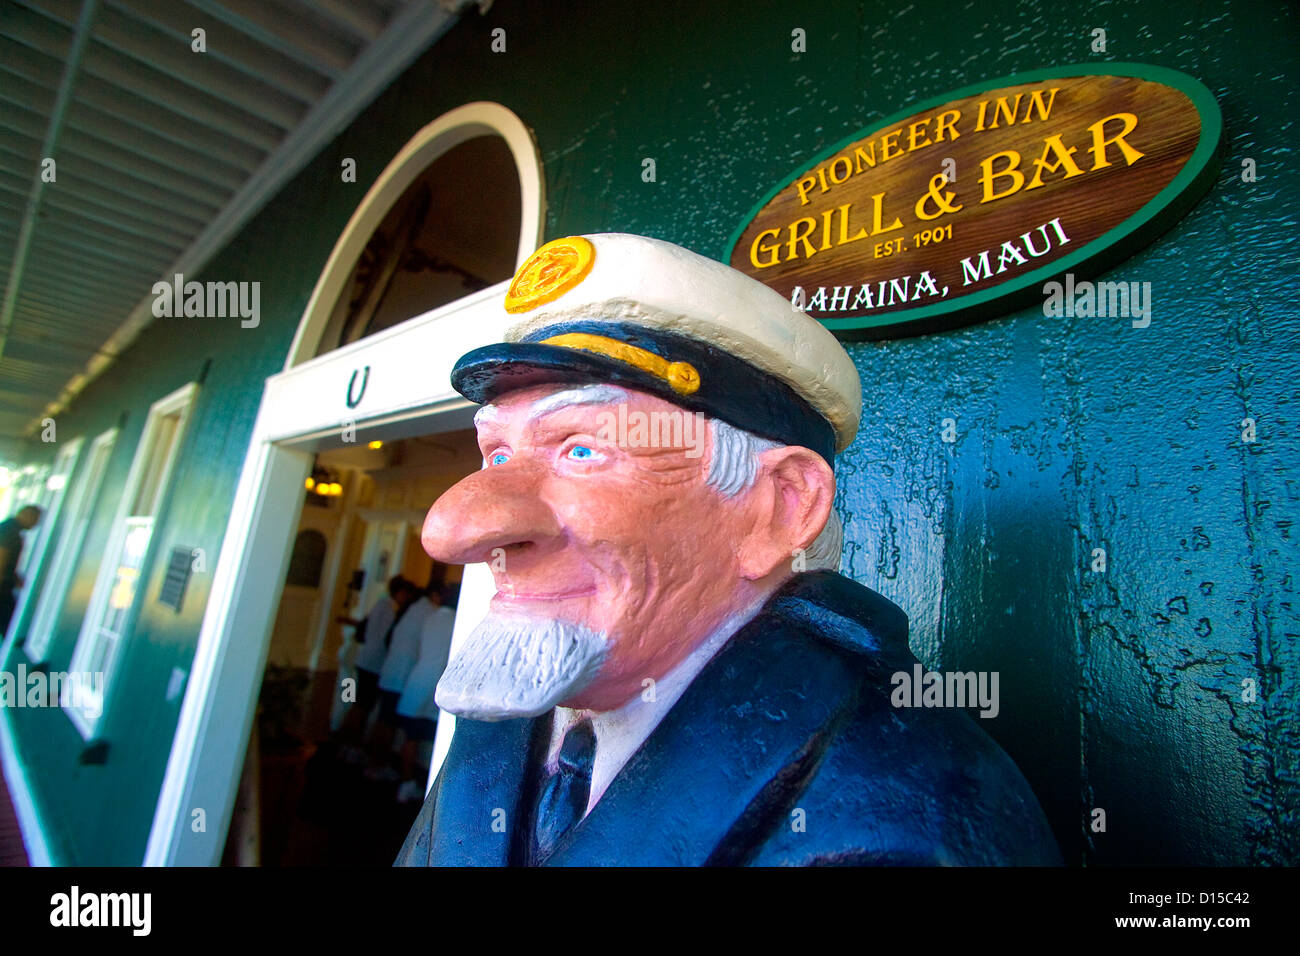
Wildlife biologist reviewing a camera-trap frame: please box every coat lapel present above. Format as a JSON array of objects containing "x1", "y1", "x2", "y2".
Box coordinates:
[
  {"x1": 398, "y1": 573, "x2": 908, "y2": 867},
  {"x1": 542, "y1": 602, "x2": 863, "y2": 866},
  {"x1": 405, "y1": 712, "x2": 547, "y2": 866}
]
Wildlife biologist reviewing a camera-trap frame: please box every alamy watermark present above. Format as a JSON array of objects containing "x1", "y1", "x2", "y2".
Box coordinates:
[
  {"x1": 50, "y1": 886, "x2": 150, "y2": 936},
  {"x1": 1042, "y1": 272, "x2": 1152, "y2": 328},
  {"x1": 594, "y1": 404, "x2": 707, "y2": 458},
  {"x1": 151, "y1": 272, "x2": 260, "y2": 328},
  {"x1": 1, "y1": 664, "x2": 103, "y2": 720},
  {"x1": 890, "y1": 664, "x2": 1000, "y2": 718}
]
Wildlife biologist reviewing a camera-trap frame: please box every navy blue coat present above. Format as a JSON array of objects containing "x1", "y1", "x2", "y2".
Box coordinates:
[{"x1": 395, "y1": 571, "x2": 1061, "y2": 866}]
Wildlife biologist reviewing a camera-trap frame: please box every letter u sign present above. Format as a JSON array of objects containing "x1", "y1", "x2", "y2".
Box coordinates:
[{"x1": 346, "y1": 366, "x2": 370, "y2": 408}]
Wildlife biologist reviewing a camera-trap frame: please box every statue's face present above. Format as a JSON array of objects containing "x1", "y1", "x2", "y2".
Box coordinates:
[{"x1": 423, "y1": 383, "x2": 757, "y2": 712}]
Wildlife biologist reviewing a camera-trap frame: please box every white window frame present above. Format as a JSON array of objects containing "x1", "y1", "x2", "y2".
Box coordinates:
[
  {"x1": 24, "y1": 428, "x2": 119, "y2": 663},
  {"x1": 3, "y1": 435, "x2": 84, "y2": 651},
  {"x1": 67, "y1": 383, "x2": 199, "y2": 738}
]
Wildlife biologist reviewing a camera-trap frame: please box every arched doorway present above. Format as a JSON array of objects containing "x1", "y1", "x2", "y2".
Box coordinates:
[
  {"x1": 315, "y1": 135, "x2": 522, "y2": 355},
  {"x1": 147, "y1": 104, "x2": 544, "y2": 866},
  {"x1": 287, "y1": 101, "x2": 545, "y2": 367}
]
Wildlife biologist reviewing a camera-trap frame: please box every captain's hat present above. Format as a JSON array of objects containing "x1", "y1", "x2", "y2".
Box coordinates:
[{"x1": 451, "y1": 233, "x2": 862, "y2": 461}]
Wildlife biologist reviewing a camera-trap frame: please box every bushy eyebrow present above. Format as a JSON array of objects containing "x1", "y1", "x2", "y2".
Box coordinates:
[
  {"x1": 474, "y1": 396, "x2": 704, "y2": 471},
  {"x1": 528, "y1": 385, "x2": 629, "y2": 418},
  {"x1": 474, "y1": 385, "x2": 630, "y2": 434}
]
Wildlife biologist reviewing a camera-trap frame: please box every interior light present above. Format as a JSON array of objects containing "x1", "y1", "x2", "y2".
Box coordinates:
[
  {"x1": 305, "y1": 477, "x2": 315, "y2": 491},
  {"x1": 368, "y1": 440, "x2": 383, "y2": 450}
]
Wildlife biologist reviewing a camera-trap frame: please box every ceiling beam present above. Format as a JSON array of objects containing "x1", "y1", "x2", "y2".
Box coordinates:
[
  {"x1": 0, "y1": 155, "x2": 211, "y2": 233},
  {"x1": 28, "y1": 204, "x2": 185, "y2": 262},
  {"x1": 16, "y1": 0, "x2": 309, "y2": 129},
  {"x1": 11, "y1": 266, "x2": 144, "y2": 304},
  {"x1": 0, "y1": 176, "x2": 198, "y2": 248},
  {"x1": 183, "y1": 0, "x2": 354, "y2": 77},
  {"x1": 0, "y1": 117, "x2": 231, "y2": 212},
  {"x1": 0, "y1": 39, "x2": 260, "y2": 169},
  {"x1": 31, "y1": 232, "x2": 173, "y2": 272},
  {"x1": 0, "y1": 0, "x2": 100, "y2": 366},
  {"x1": 0, "y1": 10, "x2": 282, "y2": 152},
  {"x1": 20, "y1": 1, "x2": 480, "y2": 434},
  {"x1": 109, "y1": 0, "x2": 333, "y2": 103},
  {"x1": 309, "y1": 0, "x2": 389, "y2": 44},
  {"x1": 27, "y1": 0, "x2": 475, "y2": 436},
  {"x1": 0, "y1": 222, "x2": 173, "y2": 273},
  {"x1": 0, "y1": 72, "x2": 254, "y2": 189}
]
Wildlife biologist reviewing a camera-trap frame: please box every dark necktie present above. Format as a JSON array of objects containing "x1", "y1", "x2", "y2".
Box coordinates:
[{"x1": 531, "y1": 717, "x2": 596, "y2": 863}]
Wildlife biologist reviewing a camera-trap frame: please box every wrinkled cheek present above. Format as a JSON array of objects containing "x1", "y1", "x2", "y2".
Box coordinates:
[
  {"x1": 570, "y1": 545, "x2": 645, "y2": 637},
  {"x1": 553, "y1": 488, "x2": 708, "y2": 627}
]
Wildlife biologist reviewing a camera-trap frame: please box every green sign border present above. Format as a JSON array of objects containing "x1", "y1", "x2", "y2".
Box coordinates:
[{"x1": 723, "y1": 63, "x2": 1224, "y2": 340}]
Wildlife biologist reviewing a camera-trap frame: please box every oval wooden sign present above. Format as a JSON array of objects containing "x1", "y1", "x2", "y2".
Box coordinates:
[{"x1": 725, "y1": 64, "x2": 1222, "y2": 339}]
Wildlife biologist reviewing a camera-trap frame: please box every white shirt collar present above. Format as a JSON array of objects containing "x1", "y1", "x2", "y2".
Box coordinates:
[{"x1": 546, "y1": 594, "x2": 768, "y2": 817}]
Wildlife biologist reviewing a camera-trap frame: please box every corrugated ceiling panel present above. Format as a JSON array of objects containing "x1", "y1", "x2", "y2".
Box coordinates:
[{"x1": 0, "y1": 0, "x2": 467, "y2": 440}]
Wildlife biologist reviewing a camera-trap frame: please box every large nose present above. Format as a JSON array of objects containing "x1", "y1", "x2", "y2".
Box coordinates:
[{"x1": 422, "y1": 458, "x2": 562, "y2": 565}]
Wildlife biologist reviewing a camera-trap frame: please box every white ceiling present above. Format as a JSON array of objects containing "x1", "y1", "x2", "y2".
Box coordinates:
[{"x1": 0, "y1": 0, "x2": 473, "y2": 443}]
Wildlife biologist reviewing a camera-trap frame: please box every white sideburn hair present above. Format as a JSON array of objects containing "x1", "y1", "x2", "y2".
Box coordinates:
[{"x1": 706, "y1": 417, "x2": 843, "y2": 572}]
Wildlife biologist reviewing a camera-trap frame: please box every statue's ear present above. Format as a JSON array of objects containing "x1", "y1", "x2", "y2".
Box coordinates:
[{"x1": 734, "y1": 446, "x2": 835, "y2": 581}]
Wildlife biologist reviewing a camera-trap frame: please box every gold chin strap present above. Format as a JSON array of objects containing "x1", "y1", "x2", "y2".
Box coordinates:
[{"x1": 539, "y1": 332, "x2": 701, "y2": 395}]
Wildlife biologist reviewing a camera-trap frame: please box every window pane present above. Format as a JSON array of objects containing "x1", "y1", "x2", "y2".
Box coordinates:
[
  {"x1": 130, "y1": 414, "x2": 180, "y2": 516},
  {"x1": 86, "y1": 630, "x2": 115, "y2": 677},
  {"x1": 102, "y1": 523, "x2": 151, "y2": 636}
]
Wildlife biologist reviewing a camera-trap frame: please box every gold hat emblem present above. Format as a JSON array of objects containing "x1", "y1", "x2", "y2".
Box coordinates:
[{"x1": 504, "y1": 236, "x2": 596, "y2": 313}]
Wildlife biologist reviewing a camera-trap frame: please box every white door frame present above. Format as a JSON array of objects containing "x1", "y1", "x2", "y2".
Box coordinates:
[
  {"x1": 144, "y1": 102, "x2": 544, "y2": 866},
  {"x1": 304, "y1": 476, "x2": 362, "y2": 673}
]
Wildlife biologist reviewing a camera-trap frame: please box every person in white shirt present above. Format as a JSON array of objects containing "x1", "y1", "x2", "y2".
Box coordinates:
[
  {"x1": 336, "y1": 576, "x2": 416, "y2": 753},
  {"x1": 368, "y1": 584, "x2": 437, "y2": 778},
  {"x1": 394, "y1": 583, "x2": 458, "y2": 802}
]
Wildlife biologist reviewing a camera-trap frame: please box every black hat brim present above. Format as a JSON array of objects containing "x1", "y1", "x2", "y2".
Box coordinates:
[
  {"x1": 449, "y1": 327, "x2": 837, "y2": 462},
  {"x1": 451, "y1": 342, "x2": 687, "y2": 407}
]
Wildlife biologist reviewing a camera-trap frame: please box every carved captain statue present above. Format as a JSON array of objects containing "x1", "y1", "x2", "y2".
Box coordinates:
[{"x1": 396, "y1": 232, "x2": 1061, "y2": 866}]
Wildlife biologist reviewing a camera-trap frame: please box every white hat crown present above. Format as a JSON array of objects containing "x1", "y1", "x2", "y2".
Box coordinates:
[{"x1": 502, "y1": 233, "x2": 862, "y2": 451}]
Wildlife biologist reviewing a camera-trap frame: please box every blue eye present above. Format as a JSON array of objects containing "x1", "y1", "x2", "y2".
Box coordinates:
[
  {"x1": 566, "y1": 445, "x2": 595, "y2": 460},
  {"x1": 488, "y1": 452, "x2": 510, "y2": 466}
]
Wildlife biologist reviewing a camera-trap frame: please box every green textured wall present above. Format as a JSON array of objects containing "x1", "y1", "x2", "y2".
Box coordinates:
[{"x1": 5, "y1": 0, "x2": 1295, "y2": 864}]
